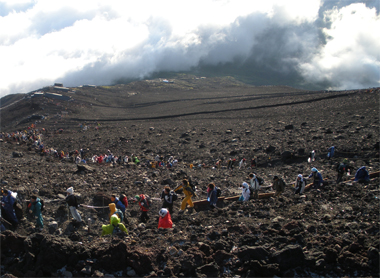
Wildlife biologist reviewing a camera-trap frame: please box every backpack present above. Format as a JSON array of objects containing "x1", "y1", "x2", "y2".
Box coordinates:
[
  {"x1": 188, "y1": 177, "x2": 196, "y2": 192},
  {"x1": 337, "y1": 163, "x2": 346, "y2": 174},
  {"x1": 171, "y1": 191, "x2": 178, "y2": 202},
  {"x1": 40, "y1": 199, "x2": 45, "y2": 211},
  {"x1": 216, "y1": 187, "x2": 222, "y2": 197},
  {"x1": 112, "y1": 224, "x2": 122, "y2": 235},
  {"x1": 257, "y1": 176, "x2": 264, "y2": 185},
  {"x1": 145, "y1": 195, "x2": 152, "y2": 207}
]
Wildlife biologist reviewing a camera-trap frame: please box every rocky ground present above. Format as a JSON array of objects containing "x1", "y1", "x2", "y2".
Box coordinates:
[{"x1": 0, "y1": 77, "x2": 379, "y2": 277}]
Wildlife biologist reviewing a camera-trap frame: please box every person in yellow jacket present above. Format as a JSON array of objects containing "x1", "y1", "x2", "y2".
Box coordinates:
[
  {"x1": 101, "y1": 215, "x2": 128, "y2": 236},
  {"x1": 174, "y1": 179, "x2": 197, "y2": 212}
]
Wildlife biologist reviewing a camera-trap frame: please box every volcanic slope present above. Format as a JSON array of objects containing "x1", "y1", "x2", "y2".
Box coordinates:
[{"x1": 0, "y1": 77, "x2": 379, "y2": 277}]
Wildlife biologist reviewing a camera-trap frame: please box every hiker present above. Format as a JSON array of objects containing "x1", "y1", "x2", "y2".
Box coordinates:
[
  {"x1": 1, "y1": 189, "x2": 18, "y2": 228},
  {"x1": 249, "y1": 173, "x2": 260, "y2": 199},
  {"x1": 272, "y1": 176, "x2": 286, "y2": 197},
  {"x1": 308, "y1": 168, "x2": 324, "y2": 189},
  {"x1": 251, "y1": 157, "x2": 257, "y2": 168},
  {"x1": 174, "y1": 179, "x2": 197, "y2": 212},
  {"x1": 327, "y1": 146, "x2": 335, "y2": 159},
  {"x1": 65, "y1": 187, "x2": 82, "y2": 223},
  {"x1": 239, "y1": 182, "x2": 251, "y2": 201},
  {"x1": 239, "y1": 158, "x2": 246, "y2": 169},
  {"x1": 161, "y1": 186, "x2": 177, "y2": 215},
  {"x1": 335, "y1": 158, "x2": 350, "y2": 184},
  {"x1": 227, "y1": 158, "x2": 233, "y2": 170},
  {"x1": 111, "y1": 194, "x2": 126, "y2": 214},
  {"x1": 108, "y1": 203, "x2": 123, "y2": 223},
  {"x1": 29, "y1": 196, "x2": 43, "y2": 231},
  {"x1": 120, "y1": 194, "x2": 128, "y2": 210},
  {"x1": 135, "y1": 194, "x2": 150, "y2": 223},
  {"x1": 294, "y1": 174, "x2": 306, "y2": 194},
  {"x1": 101, "y1": 214, "x2": 128, "y2": 236},
  {"x1": 158, "y1": 208, "x2": 173, "y2": 229},
  {"x1": 354, "y1": 166, "x2": 370, "y2": 184},
  {"x1": 207, "y1": 183, "x2": 218, "y2": 208},
  {"x1": 308, "y1": 150, "x2": 316, "y2": 163}
]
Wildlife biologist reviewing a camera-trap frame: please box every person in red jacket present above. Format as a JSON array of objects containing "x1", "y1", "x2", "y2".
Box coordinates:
[
  {"x1": 120, "y1": 194, "x2": 128, "y2": 209},
  {"x1": 158, "y1": 208, "x2": 172, "y2": 229},
  {"x1": 135, "y1": 194, "x2": 150, "y2": 223}
]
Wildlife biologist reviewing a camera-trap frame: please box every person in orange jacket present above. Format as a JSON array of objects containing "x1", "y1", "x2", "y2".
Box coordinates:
[
  {"x1": 158, "y1": 208, "x2": 173, "y2": 229},
  {"x1": 174, "y1": 179, "x2": 196, "y2": 212}
]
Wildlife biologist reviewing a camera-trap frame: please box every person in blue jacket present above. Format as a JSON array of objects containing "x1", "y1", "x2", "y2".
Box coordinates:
[
  {"x1": 308, "y1": 168, "x2": 324, "y2": 189},
  {"x1": 354, "y1": 166, "x2": 370, "y2": 184},
  {"x1": 207, "y1": 183, "x2": 218, "y2": 209},
  {"x1": 29, "y1": 196, "x2": 43, "y2": 231},
  {"x1": 1, "y1": 189, "x2": 18, "y2": 229},
  {"x1": 111, "y1": 194, "x2": 126, "y2": 214},
  {"x1": 327, "y1": 146, "x2": 335, "y2": 159}
]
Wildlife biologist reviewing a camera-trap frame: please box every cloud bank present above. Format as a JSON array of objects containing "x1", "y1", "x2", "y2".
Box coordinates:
[{"x1": 0, "y1": 0, "x2": 379, "y2": 97}]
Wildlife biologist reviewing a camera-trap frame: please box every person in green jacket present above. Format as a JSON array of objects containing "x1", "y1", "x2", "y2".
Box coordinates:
[
  {"x1": 29, "y1": 196, "x2": 43, "y2": 231},
  {"x1": 101, "y1": 214, "x2": 128, "y2": 236}
]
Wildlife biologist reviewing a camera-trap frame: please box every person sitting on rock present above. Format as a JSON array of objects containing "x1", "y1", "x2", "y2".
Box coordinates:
[
  {"x1": 161, "y1": 186, "x2": 177, "y2": 215},
  {"x1": 294, "y1": 174, "x2": 306, "y2": 195},
  {"x1": 207, "y1": 183, "x2": 218, "y2": 208},
  {"x1": 108, "y1": 203, "x2": 123, "y2": 223},
  {"x1": 158, "y1": 208, "x2": 173, "y2": 229},
  {"x1": 354, "y1": 166, "x2": 370, "y2": 184},
  {"x1": 249, "y1": 173, "x2": 260, "y2": 199},
  {"x1": 135, "y1": 194, "x2": 150, "y2": 223},
  {"x1": 101, "y1": 214, "x2": 128, "y2": 236},
  {"x1": 111, "y1": 194, "x2": 126, "y2": 214},
  {"x1": 29, "y1": 196, "x2": 43, "y2": 231},
  {"x1": 174, "y1": 179, "x2": 196, "y2": 213},
  {"x1": 65, "y1": 187, "x2": 82, "y2": 223},
  {"x1": 308, "y1": 168, "x2": 324, "y2": 189},
  {"x1": 1, "y1": 189, "x2": 18, "y2": 229},
  {"x1": 272, "y1": 176, "x2": 286, "y2": 197},
  {"x1": 239, "y1": 182, "x2": 251, "y2": 201}
]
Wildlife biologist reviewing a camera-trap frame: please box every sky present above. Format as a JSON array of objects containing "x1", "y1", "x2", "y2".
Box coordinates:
[{"x1": 0, "y1": 0, "x2": 379, "y2": 97}]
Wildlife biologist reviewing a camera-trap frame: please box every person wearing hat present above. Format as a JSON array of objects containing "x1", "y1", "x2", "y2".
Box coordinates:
[
  {"x1": 248, "y1": 173, "x2": 260, "y2": 199},
  {"x1": 239, "y1": 182, "x2": 251, "y2": 201},
  {"x1": 308, "y1": 168, "x2": 324, "y2": 189},
  {"x1": 174, "y1": 179, "x2": 197, "y2": 212},
  {"x1": 272, "y1": 176, "x2": 286, "y2": 197},
  {"x1": 29, "y1": 196, "x2": 43, "y2": 231},
  {"x1": 158, "y1": 208, "x2": 173, "y2": 229},
  {"x1": 108, "y1": 203, "x2": 123, "y2": 223},
  {"x1": 135, "y1": 194, "x2": 150, "y2": 223},
  {"x1": 294, "y1": 174, "x2": 306, "y2": 194},
  {"x1": 354, "y1": 166, "x2": 370, "y2": 184},
  {"x1": 335, "y1": 158, "x2": 351, "y2": 184},
  {"x1": 65, "y1": 187, "x2": 82, "y2": 223},
  {"x1": 101, "y1": 214, "x2": 128, "y2": 236}
]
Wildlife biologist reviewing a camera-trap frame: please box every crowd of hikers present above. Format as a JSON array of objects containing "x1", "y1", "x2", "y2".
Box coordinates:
[{"x1": 0, "y1": 126, "x2": 373, "y2": 236}]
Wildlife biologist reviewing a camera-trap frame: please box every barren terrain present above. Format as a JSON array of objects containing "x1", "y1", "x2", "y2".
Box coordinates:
[{"x1": 0, "y1": 76, "x2": 379, "y2": 277}]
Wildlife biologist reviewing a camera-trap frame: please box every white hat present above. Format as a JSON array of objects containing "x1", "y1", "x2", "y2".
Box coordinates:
[
  {"x1": 67, "y1": 187, "x2": 73, "y2": 194},
  {"x1": 298, "y1": 174, "x2": 303, "y2": 178},
  {"x1": 242, "y1": 182, "x2": 249, "y2": 188},
  {"x1": 159, "y1": 208, "x2": 168, "y2": 217}
]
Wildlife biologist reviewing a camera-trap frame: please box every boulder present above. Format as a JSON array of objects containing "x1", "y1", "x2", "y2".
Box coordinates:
[
  {"x1": 272, "y1": 245, "x2": 305, "y2": 270},
  {"x1": 237, "y1": 246, "x2": 269, "y2": 261},
  {"x1": 12, "y1": 151, "x2": 23, "y2": 158}
]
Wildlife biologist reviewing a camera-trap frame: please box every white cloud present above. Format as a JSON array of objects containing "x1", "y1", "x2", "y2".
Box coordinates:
[{"x1": 0, "y1": 0, "x2": 378, "y2": 97}]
